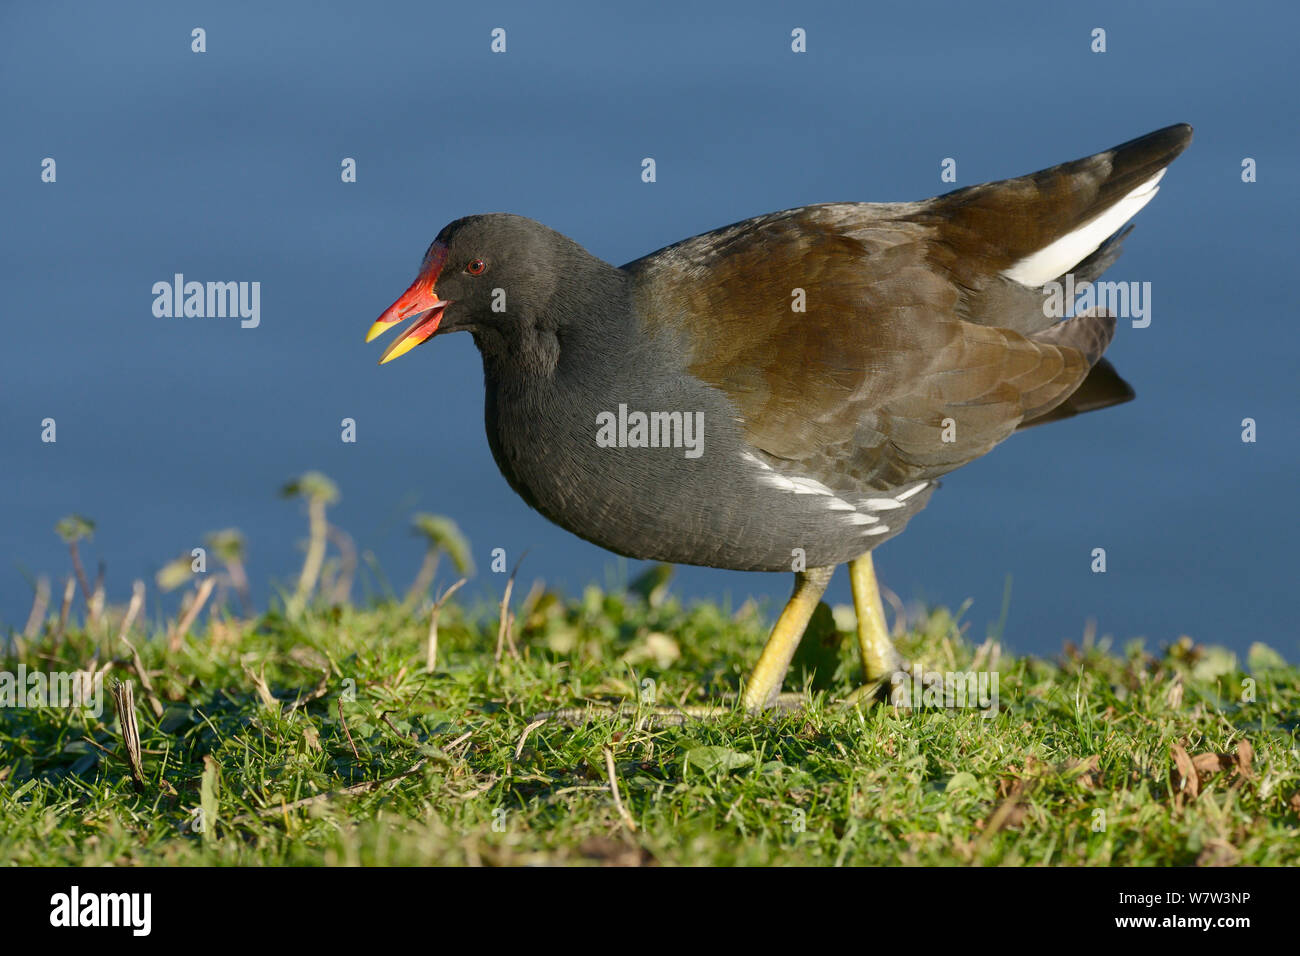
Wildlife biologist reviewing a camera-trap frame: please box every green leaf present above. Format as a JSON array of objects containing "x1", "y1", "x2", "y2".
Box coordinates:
[
  {"x1": 1191, "y1": 645, "x2": 1238, "y2": 681},
  {"x1": 1247, "y1": 642, "x2": 1288, "y2": 675},
  {"x1": 945, "y1": 772, "x2": 979, "y2": 793},
  {"x1": 54, "y1": 515, "x2": 94, "y2": 544},
  {"x1": 281, "y1": 471, "x2": 339, "y2": 504},
  {"x1": 411, "y1": 513, "x2": 474, "y2": 575},
  {"x1": 204, "y1": 528, "x2": 246, "y2": 562},
  {"x1": 683, "y1": 745, "x2": 753, "y2": 773},
  {"x1": 155, "y1": 555, "x2": 194, "y2": 592}
]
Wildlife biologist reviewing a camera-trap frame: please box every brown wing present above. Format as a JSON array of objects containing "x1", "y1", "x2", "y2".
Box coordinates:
[
  {"x1": 627, "y1": 126, "x2": 1190, "y2": 490},
  {"x1": 632, "y1": 206, "x2": 1099, "y2": 489}
]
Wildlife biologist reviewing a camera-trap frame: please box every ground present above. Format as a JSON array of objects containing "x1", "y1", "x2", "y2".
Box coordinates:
[{"x1": 2, "y1": 582, "x2": 1297, "y2": 866}]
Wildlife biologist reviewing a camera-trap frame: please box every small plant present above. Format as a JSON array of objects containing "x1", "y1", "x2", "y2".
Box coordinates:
[
  {"x1": 54, "y1": 514, "x2": 95, "y2": 611},
  {"x1": 406, "y1": 513, "x2": 473, "y2": 609},
  {"x1": 281, "y1": 472, "x2": 340, "y2": 616},
  {"x1": 206, "y1": 529, "x2": 251, "y2": 614}
]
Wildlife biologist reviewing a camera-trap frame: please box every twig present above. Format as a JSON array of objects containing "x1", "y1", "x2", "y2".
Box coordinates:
[
  {"x1": 286, "y1": 669, "x2": 331, "y2": 715},
  {"x1": 55, "y1": 576, "x2": 75, "y2": 641},
  {"x1": 494, "y1": 552, "x2": 527, "y2": 663},
  {"x1": 118, "y1": 635, "x2": 165, "y2": 719},
  {"x1": 880, "y1": 584, "x2": 906, "y2": 637},
  {"x1": 426, "y1": 577, "x2": 467, "y2": 673},
  {"x1": 225, "y1": 556, "x2": 251, "y2": 617},
  {"x1": 514, "y1": 718, "x2": 547, "y2": 760},
  {"x1": 980, "y1": 780, "x2": 1029, "y2": 844},
  {"x1": 518, "y1": 578, "x2": 545, "y2": 626},
  {"x1": 290, "y1": 495, "x2": 330, "y2": 615},
  {"x1": 326, "y1": 525, "x2": 357, "y2": 605},
  {"x1": 338, "y1": 698, "x2": 360, "y2": 760},
  {"x1": 379, "y1": 711, "x2": 417, "y2": 741},
  {"x1": 445, "y1": 730, "x2": 473, "y2": 753},
  {"x1": 22, "y1": 576, "x2": 49, "y2": 641},
  {"x1": 116, "y1": 580, "x2": 145, "y2": 645},
  {"x1": 89, "y1": 560, "x2": 106, "y2": 628},
  {"x1": 168, "y1": 577, "x2": 215, "y2": 653},
  {"x1": 111, "y1": 680, "x2": 147, "y2": 793},
  {"x1": 68, "y1": 541, "x2": 92, "y2": 615},
  {"x1": 403, "y1": 553, "x2": 440, "y2": 611},
  {"x1": 603, "y1": 746, "x2": 636, "y2": 832},
  {"x1": 81, "y1": 734, "x2": 124, "y2": 763}
]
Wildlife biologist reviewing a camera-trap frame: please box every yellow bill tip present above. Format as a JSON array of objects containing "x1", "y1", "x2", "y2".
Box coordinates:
[
  {"x1": 365, "y1": 319, "x2": 395, "y2": 343},
  {"x1": 378, "y1": 333, "x2": 423, "y2": 365}
]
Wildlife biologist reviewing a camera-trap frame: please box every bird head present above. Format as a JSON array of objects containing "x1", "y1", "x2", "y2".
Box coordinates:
[{"x1": 366, "y1": 213, "x2": 595, "y2": 365}]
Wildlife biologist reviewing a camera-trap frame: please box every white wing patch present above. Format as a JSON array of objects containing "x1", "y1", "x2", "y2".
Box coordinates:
[{"x1": 1002, "y1": 169, "x2": 1166, "y2": 288}]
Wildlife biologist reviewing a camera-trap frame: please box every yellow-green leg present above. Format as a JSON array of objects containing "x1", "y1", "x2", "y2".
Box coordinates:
[
  {"x1": 740, "y1": 566, "x2": 835, "y2": 712},
  {"x1": 532, "y1": 564, "x2": 843, "y2": 725},
  {"x1": 844, "y1": 552, "x2": 903, "y2": 704}
]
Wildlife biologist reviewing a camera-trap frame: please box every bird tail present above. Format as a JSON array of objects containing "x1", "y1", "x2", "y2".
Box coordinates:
[
  {"x1": 1017, "y1": 357, "x2": 1135, "y2": 429},
  {"x1": 925, "y1": 123, "x2": 1193, "y2": 290},
  {"x1": 927, "y1": 125, "x2": 1190, "y2": 428}
]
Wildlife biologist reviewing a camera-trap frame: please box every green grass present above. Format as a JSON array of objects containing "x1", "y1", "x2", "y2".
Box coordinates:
[{"x1": 2, "y1": 583, "x2": 1297, "y2": 866}]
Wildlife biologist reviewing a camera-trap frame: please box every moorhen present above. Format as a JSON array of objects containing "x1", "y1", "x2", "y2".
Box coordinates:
[{"x1": 367, "y1": 124, "x2": 1192, "y2": 712}]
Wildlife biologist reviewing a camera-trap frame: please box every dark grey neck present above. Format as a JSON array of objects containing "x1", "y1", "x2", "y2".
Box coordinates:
[
  {"x1": 475, "y1": 253, "x2": 649, "y2": 510},
  {"x1": 475, "y1": 254, "x2": 638, "y2": 396}
]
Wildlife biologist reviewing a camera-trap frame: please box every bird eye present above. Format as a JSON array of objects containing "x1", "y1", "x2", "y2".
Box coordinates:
[{"x1": 466, "y1": 258, "x2": 486, "y2": 275}]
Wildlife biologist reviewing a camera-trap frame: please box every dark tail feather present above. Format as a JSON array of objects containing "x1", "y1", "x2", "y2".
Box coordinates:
[
  {"x1": 1071, "y1": 223, "x2": 1134, "y2": 285},
  {"x1": 1017, "y1": 358, "x2": 1135, "y2": 429},
  {"x1": 923, "y1": 124, "x2": 1193, "y2": 285}
]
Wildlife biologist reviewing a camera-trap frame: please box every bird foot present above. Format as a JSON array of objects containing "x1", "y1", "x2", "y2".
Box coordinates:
[
  {"x1": 839, "y1": 655, "x2": 916, "y2": 709},
  {"x1": 839, "y1": 675, "x2": 899, "y2": 707}
]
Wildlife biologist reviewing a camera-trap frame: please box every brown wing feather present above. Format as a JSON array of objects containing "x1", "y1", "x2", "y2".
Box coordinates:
[
  {"x1": 633, "y1": 205, "x2": 1096, "y2": 491},
  {"x1": 627, "y1": 127, "x2": 1193, "y2": 491}
]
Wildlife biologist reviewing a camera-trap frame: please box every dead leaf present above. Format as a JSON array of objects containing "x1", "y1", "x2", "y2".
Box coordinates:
[
  {"x1": 300, "y1": 724, "x2": 322, "y2": 753},
  {"x1": 1183, "y1": 739, "x2": 1255, "y2": 792},
  {"x1": 983, "y1": 754, "x2": 1097, "y2": 842},
  {"x1": 1192, "y1": 753, "x2": 1230, "y2": 775},
  {"x1": 980, "y1": 766, "x2": 1035, "y2": 843},
  {"x1": 981, "y1": 783, "x2": 1030, "y2": 839},
  {"x1": 1235, "y1": 739, "x2": 1254, "y2": 779},
  {"x1": 1064, "y1": 754, "x2": 1101, "y2": 790},
  {"x1": 242, "y1": 664, "x2": 279, "y2": 712},
  {"x1": 1165, "y1": 676, "x2": 1184, "y2": 709},
  {"x1": 1170, "y1": 741, "x2": 1199, "y2": 806}
]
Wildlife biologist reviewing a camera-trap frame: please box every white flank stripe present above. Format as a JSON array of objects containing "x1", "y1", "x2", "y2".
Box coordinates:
[
  {"x1": 846, "y1": 514, "x2": 880, "y2": 525},
  {"x1": 788, "y1": 476, "x2": 835, "y2": 496},
  {"x1": 895, "y1": 482, "x2": 928, "y2": 501},
  {"x1": 864, "y1": 525, "x2": 891, "y2": 535},
  {"x1": 863, "y1": 497, "x2": 905, "y2": 511},
  {"x1": 1001, "y1": 169, "x2": 1166, "y2": 287}
]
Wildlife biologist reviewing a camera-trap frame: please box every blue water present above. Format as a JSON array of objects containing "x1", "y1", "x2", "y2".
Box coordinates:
[{"x1": 3, "y1": 1, "x2": 1296, "y2": 659}]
